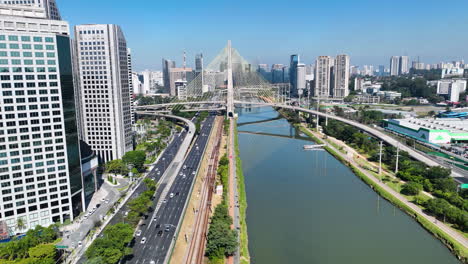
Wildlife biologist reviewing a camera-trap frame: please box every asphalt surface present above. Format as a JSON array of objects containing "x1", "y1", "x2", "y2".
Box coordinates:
[
  {"x1": 124, "y1": 115, "x2": 216, "y2": 264},
  {"x1": 76, "y1": 121, "x2": 191, "y2": 264}
]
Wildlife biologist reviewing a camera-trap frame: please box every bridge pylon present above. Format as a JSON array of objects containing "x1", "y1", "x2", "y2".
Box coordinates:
[{"x1": 226, "y1": 40, "x2": 234, "y2": 117}]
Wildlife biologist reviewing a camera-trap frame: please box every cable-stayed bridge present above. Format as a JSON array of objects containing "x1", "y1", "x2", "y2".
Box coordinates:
[{"x1": 135, "y1": 40, "x2": 464, "y2": 180}]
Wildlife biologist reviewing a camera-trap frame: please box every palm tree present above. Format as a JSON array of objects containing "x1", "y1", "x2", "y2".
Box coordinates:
[{"x1": 16, "y1": 218, "x2": 26, "y2": 232}]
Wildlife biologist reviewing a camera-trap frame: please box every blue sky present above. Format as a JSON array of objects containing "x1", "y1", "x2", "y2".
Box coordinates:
[{"x1": 60, "y1": 0, "x2": 468, "y2": 71}]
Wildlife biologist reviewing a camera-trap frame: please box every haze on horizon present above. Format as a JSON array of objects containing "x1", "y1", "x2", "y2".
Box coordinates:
[{"x1": 60, "y1": 0, "x2": 468, "y2": 71}]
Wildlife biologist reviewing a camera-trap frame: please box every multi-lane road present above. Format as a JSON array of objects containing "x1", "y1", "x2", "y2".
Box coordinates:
[
  {"x1": 76, "y1": 114, "x2": 195, "y2": 264},
  {"x1": 125, "y1": 115, "x2": 215, "y2": 264}
]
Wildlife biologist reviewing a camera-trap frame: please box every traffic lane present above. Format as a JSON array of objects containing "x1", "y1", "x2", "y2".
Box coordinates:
[{"x1": 128, "y1": 117, "x2": 214, "y2": 263}]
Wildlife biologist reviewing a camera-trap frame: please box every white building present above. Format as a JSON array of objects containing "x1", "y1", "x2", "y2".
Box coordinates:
[
  {"x1": 0, "y1": 0, "x2": 61, "y2": 20},
  {"x1": 296, "y1": 63, "x2": 306, "y2": 96},
  {"x1": 333, "y1": 55, "x2": 350, "y2": 98},
  {"x1": 75, "y1": 24, "x2": 133, "y2": 163},
  {"x1": 314, "y1": 56, "x2": 332, "y2": 98},
  {"x1": 390, "y1": 56, "x2": 400, "y2": 76},
  {"x1": 441, "y1": 67, "x2": 464, "y2": 79},
  {"x1": 437, "y1": 80, "x2": 467, "y2": 102},
  {"x1": 0, "y1": 2, "x2": 82, "y2": 232},
  {"x1": 141, "y1": 70, "x2": 163, "y2": 95},
  {"x1": 399, "y1": 56, "x2": 409, "y2": 75}
]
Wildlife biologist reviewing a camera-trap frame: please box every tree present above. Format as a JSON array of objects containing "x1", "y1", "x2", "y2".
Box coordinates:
[
  {"x1": 401, "y1": 182, "x2": 422, "y2": 196},
  {"x1": 105, "y1": 160, "x2": 127, "y2": 176},
  {"x1": 425, "y1": 166, "x2": 451, "y2": 179},
  {"x1": 122, "y1": 151, "x2": 146, "y2": 172},
  {"x1": 28, "y1": 244, "x2": 56, "y2": 260},
  {"x1": 16, "y1": 218, "x2": 26, "y2": 232}
]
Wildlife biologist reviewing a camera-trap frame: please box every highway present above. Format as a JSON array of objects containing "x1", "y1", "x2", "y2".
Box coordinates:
[
  {"x1": 124, "y1": 115, "x2": 216, "y2": 264},
  {"x1": 75, "y1": 114, "x2": 195, "y2": 264}
]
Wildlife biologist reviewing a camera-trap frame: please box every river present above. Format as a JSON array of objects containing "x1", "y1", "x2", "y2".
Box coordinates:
[{"x1": 237, "y1": 107, "x2": 459, "y2": 264}]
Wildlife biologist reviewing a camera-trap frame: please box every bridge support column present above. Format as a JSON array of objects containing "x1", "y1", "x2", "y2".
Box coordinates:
[{"x1": 226, "y1": 40, "x2": 234, "y2": 117}]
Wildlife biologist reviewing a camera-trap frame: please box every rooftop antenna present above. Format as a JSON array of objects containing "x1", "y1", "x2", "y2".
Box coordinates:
[{"x1": 183, "y1": 50, "x2": 187, "y2": 80}]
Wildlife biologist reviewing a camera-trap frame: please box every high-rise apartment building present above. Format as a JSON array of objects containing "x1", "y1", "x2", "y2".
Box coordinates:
[
  {"x1": 399, "y1": 56, "x2": 409, "y2": 75},
  {"x1": 333, "y1": 55, "x2": 350, "y2": 98},
  {"x1": 390, "y1": 56, "x2": 400, "y2": 76},
  {"x1": 74, "y1": 24, "x2": 133, "y2": 163},
  {"x1": 0, "y1": 0, "x2": 61, "y2": 20},
  {"x1": 0, "y1": 2, "x2": 82, "y2": 232},
  {"x1": 314, "y1": 56, "x2": 332, "y2": 98}
]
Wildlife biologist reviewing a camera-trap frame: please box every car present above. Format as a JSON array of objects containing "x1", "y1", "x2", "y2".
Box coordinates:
[
  {"x1": 101, "y1": 198, "x2": 105, "y2": 202},
  {"x1": 136, "y1": 230, "x2": 142, "y2": 237},
  {"x1": 162, "y1": 199, "x2": 167, "y2": 203},
  {"x1": 124, "y1": 211, "x2": 129, "y2": 216},
  {"x1": 182, "y1": 174, "x2": 186, "y2": 179},
  {"x1": 165, "y1": 226, "x2": 170, "y2": 232},
  {"x1": 176, "y1": 192, "x2": 179, "y2": 196},
  {"x1": 105, "y1": 199, "x2": 110, "y2": 204},
  {"x1": 157, "y1": 230, "x2": 163, "y2": 237},
  {"x1": 153, "y1": 217, "x2": 157, "y2": 221},
  {"x1": 96, "y1": 204, "x2": 101, "y2": 208},
  {"x1": 78, "y1": 241, "x2": 82, "y2": 247},
  {"x1": 169, "y1": 193, "x2": 174, "y2": 198},
  {"x1": 192, "y1": 171, "x2": 196, "y2": 175},
  {"x1": 150, "y1": 261, "x2": 155, "y2": 264},
  {"x1": 140, "y1": 237, "x2": 146, "y2": 244},
  {"x1": 183, "y1": 165, "x2": 186, "y2": 170},
  {"x1": 179, "y1": 172, "x2": 183, "y2": 176},
  {"x1": 157, "y1": 171, "x2": 161, "y2": 175},
  {"x1": 155, "y1": 224, "x2": 161, "y2": 229}
]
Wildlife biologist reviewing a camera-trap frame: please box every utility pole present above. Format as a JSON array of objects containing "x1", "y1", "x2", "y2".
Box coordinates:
[
  {"x1": 395, "y1": 144, "x2": 400, "y2": 174},
  {"x1": 379, "y1": 141, "x2": 383, "y2": 179}
]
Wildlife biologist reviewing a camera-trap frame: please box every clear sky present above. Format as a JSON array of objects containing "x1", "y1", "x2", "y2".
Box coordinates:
[{"x1": 59, "y1": 0, "x2": 468, "y2": 71}]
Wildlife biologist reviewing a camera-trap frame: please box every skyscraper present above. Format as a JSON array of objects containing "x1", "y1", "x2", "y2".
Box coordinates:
[
  {"x1": 162, "y1": 59, "x2": 175, "y2": 93},
  {"x1": 0, "y1": 2, "x2": 82, "y2": 231},
  {"x1": 296, "y1": 63, "x2": 306, "y2": 96},
  {"x1": 289, "y1": 54, "x2": 299, "y2": 96},
  {"x1": 314, "y1": 56, "x2": 332, "y2": 98},
  {"x1": 390, "y1": 56, "x2": 400, "y2": 76},
  {"x1": 399, "y1": 56, "x2": 409, "y2": 75},
  {"x1": 333, "y1": 55, "x2": 350, "y2": 98},
  {"x1": 0, "y1": 0, "x2": 61, "y2": 20},
  {"x1": 127, "y1": 48, "x2": 134, "y2": 124},
  {"x1": 75, "y1": 24, "x2": 133, "y2": 163}
]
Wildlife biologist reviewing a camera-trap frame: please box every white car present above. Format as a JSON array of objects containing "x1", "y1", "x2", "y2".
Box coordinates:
[
  {"x1": 105, "y1": 199, "x2": 110, "y2": 204},
  {"x1": 192, "y1": 171, "x2": 196, "y2": 175},
  {"x1": 179, "y1": 172, "x2": 183, "y2": 176},
  {"x1": 169, "y1": 193, "x2": 174, "y2": 198},
  {"x1": 140, "y1": 237, "x2": 146, "y2": 244},
  {"x1": 78, "y1": 241, "x2": 82, "y2": 247},
  {"x1": 101, "y1": 198, "x2": 105, "y2": 202},
  {"x1": 136, "y1": 230, "x2": 142, "y2": 237}
]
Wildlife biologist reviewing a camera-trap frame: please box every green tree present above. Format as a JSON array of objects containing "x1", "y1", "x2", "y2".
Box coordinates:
[
  {"x1": 28, "y1": 244, "x2": 56, "y2": 260},
  {"x1": 16, "y1": 218, "x2": 26, "y2": 232},
  {"x1": 122, "y1": 151, "x2": 146, "y2": 172},
  {"x1": 401, "y1": 182, "x2": 422, "y2": 196},
  {"x1": 105, "y1": 160, "x2": 127, "y2": 176}
]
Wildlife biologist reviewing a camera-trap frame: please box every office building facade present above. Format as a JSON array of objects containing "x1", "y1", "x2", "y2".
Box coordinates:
[
  {"x1": 162, "y1": 59, "x2": 175, "y2": 94},
  {"x1": 289, "y1": 54, "x2": 299, "y2": 96},
  {"x1": 0, "y1": 3, "x2": 82, "y2": 232},
  {"x1": 74, "y1": 24, "x2": 133, "y2": 163}
]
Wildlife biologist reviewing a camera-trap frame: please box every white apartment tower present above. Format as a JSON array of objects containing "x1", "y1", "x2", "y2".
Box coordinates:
[
  {"x1": 390, "y1": 56, "x2": 400, "y2": 76},
  {"x1": 333, "y1": 54, "x2": 350, "y2": 98},
  {"x1": 74, "y1": 24, "x2": 133, "y2": 163},
  {"x1": 399, "y1": 56, "x2": 409, "y2": 75},
  {"x1": 315, "y1": 56, "x2": 332, "y2": 98},
  {"x1": 0, "y1": 2, "x2": 82, "y2": 232}
]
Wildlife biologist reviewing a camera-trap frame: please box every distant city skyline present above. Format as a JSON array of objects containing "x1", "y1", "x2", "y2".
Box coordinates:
[{"x1": 58, "y1": 0, "x2": 468, "y2": 71}]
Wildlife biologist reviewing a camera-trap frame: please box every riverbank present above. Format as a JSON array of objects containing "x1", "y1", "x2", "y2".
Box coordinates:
[
  {"x1": 292, "y1": 121, "x2": 468, "y2": 263},
  {"x1": 234, "y1": 121, "x2": 250, "y2": 264}
]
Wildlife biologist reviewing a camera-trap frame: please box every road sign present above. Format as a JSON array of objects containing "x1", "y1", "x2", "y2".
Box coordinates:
[
  {"x1": 461, "y1": 184, "x2": 468, "y2": 189},
  {"x1": 55, "y1": 245, "x2": 68, "y2": 249}
]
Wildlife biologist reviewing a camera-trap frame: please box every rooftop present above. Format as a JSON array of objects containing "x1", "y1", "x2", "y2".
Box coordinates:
[{"x1": 389, "y1": 118, "x2": 468, "y2": 133}]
